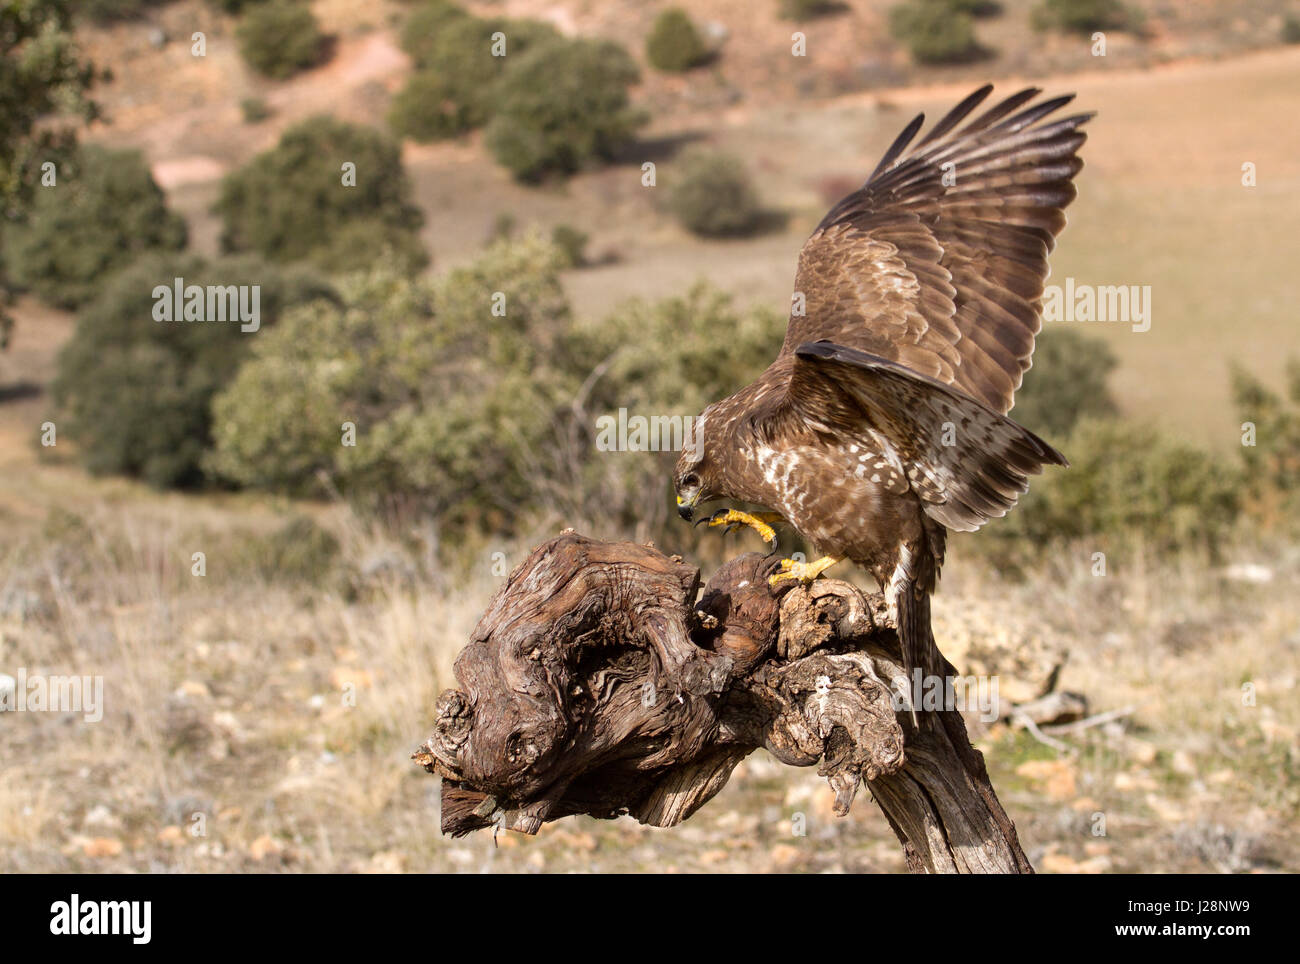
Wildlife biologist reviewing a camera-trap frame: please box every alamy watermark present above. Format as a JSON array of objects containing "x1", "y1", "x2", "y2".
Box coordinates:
[
  {"x1": 50, "y1": 894, "x2": 150, "y2": 944},
  {"x1": 0, "y1": 668, "x2": 103, "y2": 723},
  {"x1": 595, "y1": 408, "x2": 702, "y2": 456},
  {"x1": 1042, "y1": 277, "x2": 1152, "y2": 333},
  {"x1": 891, "y1": 671, "x2": 1000, "y2": 723},
  {"x1": 152, "y1": 277, "x2": 261, "y2": 332}
]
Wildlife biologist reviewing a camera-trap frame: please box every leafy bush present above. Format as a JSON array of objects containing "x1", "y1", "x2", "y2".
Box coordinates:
[
  {"x1": 213, "y1": 116, "x2": 427, "y2": 272},
  {"x1": 0, "y1": 0, "x2": 103, "y2": 347},
  {"x1": 572, "y1": 283, "x2": 786, "y2": 539},
  {"x1": 778, "y1": 0, "x2": 843, "y2": 18},
  {"x1": 550, "y1": 224, "x2": 589, "y2": 267},
  {"x1": 667, "y1": 148, "x2": 763, "y2": 237},
  {"x1": 1232, "y1": 358, "x2": 1300, "y2": 525},
  {"x1": 646, "y1": 9, "x2": 709, "y2": 72},
  {"x1": 4, "y1": 145, "x2": 187, "y2": 309},
  {"x1": 208, "y1": 237, "x2": 575, "y2": 523},
  {"x1": 1032, "y1": 0, "x2": 1127, "y2": 34},
  {"x1": 209, "y1": 237, "x2": 784, "y2": 539},
  {"x1": 387, "y1": 70, "x2": 474, "y2": 141},
  {"x1": 1010, "y1": 328, "x2": 1119, "y2": 439},
  {"x1": 52, "y1": 252, "x2": 334, "y2": 488},
  {"x1": 981, "y1": 418, "x2": 1243, "y2": 565},
  {"x1": 206, "y1": 0, "x2": 269, "y2": 11},
  {"x1": 889, "y1": 0, "x2": 984, "y2": 64},
  {"x1": 240, "y1": 97, "x2": 271, "y2": 123},
  {"x1": 236, "y1": 0, "x2": 323, "y2": 79},
  {"x1": 393, "y1": 8, "x2": 559, "y2": 139},
  {"x1": 0, "y1": 0, "x2": 99, "y2": 218},
  {"x1": 485, "y1": 39, "x2": 644, "y2": 181},
  {"x1": 398, "y1": 0, "x2": 474, "y2": 68},
  {"x1": 1284, "y1": 15, "x2": 1300, "y2": 44}
]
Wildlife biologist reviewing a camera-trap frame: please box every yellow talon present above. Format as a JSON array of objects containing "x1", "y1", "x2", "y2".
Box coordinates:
[
  {"x1": 768, "y1": 555, "x2": 842, "y2": 587},
  {"x1": 700, "y1": 509, "x2": 780, "y2": 546}
]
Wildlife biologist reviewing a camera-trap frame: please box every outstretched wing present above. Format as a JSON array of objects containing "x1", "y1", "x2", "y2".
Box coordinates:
[
  {"x1": 783, "y1": 86, "x2": 1092, "y2": 414},
  {"x1": 786, "y1": 342, "x2": 1068, "y2": 532}
]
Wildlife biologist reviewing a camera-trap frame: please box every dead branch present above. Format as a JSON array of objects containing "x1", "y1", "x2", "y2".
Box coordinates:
[{"x1": 414, "y1": 531, "x2": 1032, "y2": 873}]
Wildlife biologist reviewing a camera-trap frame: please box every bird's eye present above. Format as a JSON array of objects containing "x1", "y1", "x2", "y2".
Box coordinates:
[{"x1": 682, "y1": 473, "x2": 700, "y2": 489}]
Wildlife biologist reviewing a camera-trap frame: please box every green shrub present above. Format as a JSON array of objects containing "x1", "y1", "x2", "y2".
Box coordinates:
[
  {"x1": 398, "y1": 0, "x2": 474, "y2": 68},
  {"x1": 550, "y1": 224, "x2": 589, "y2": 267},
  {"x1": 1232, "y1": 358, "x2": 1300, "y2": 525},
  {"x1": 394, "y1": 10, "x2": 559, "y2": 137},
  {"x1": 889, "y1": 0, "x2": 984, "y2": 64},
  {"x1": 213, "y1": 116, "x2": 427, "y2": 272},
  {"x1": 485, "y1": 39, "x2": 644, "y2": 181},
  {"x1": 573, "y1": 283, "x2": 786, "y2": 538},
  {"x1": 52, "y1": 252, "x2": 334, "y2": 488},
  {"x1": 982, "y1": 418, "x2": 1243, "y2": 564},
  {"x1": 1032, "y1": 0, "x2": 1127, "y2": 34},
  {"x1": 4, "y1": 145, "x2": 187, "y2": 309},
  {"x1": 387, "y1": 70, "x2": 474, "y2": 141},
  {"x1": 0, "y1": 0, "x2": 102, "y2": 348},
  {"x1": 1011, "y1": 328, "x2": 1119, "y2": 439},
  {"x1": 240, "y1": 97, "x2": 271, "y2": 123},
  {"x1": 306, "y1": 217, "x2": 430, "y2": 277},
  {"x1": 1283, "y1": 15, "x2": 1300, "y2": 44},
  {"x1": 778, "y1": 0, "x2": 842, "y2": 18},
  {"x1": 208, "y1": 237, "x2": 574, "y2": 522},
  {"x1": 236, "y1": 0, "x2": 323, "y2": 79},
  {"x1": 208, "y1": 237, "x2": 784, "y2": 539},
  {"x1": 667, "y1": 148, "x2": 763, "y2": 237},
  {"x1": 206, "y1": 0, "x2": 268, "y2": 11},
  {"x1": 646, "y1": 9, "x2": 709, "y2": 72}
]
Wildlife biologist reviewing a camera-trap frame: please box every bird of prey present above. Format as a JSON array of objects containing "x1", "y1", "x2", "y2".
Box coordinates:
[{"x1": 673, "y1": 86, "x2": 1090, "y2": 710}]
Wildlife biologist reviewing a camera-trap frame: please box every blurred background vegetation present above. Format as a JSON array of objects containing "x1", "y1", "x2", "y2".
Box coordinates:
[{"x1": 2, "y1": 0, "x2": 1297, "y2": 570}]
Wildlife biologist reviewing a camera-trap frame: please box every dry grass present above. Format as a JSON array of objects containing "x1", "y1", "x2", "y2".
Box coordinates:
[{"x1": 1, "y1": 485, "x2": 1295, "y2": 873}]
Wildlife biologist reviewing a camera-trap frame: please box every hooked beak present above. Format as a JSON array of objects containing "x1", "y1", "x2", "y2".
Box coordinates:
[{"x1": 676, "y1": 494, "x2": 695, "y2": 522}]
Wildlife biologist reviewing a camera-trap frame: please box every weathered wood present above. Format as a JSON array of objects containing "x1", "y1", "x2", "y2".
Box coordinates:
[{"x1": 414, "y1": 530, "x2": 1032, "y2": 873}]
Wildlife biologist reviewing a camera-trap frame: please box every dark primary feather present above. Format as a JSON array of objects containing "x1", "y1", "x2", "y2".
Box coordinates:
[{"x1": 782, "y1": 87, "x2": 1094, "y2": 415}]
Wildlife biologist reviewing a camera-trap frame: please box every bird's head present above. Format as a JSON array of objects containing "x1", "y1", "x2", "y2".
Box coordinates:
[{"x1": 673, "y1": 410, "x2": 716, "y2": 521}]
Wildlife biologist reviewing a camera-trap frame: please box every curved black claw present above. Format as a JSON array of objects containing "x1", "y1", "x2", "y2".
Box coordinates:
[{"x1": 693, "y1": 509, "x2": 730, "y2": 529}]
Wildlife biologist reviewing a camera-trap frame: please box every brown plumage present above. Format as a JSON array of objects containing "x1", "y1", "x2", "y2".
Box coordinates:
[{"x1": 674, "y1": 86, "x2": 1090, "y2": 708}]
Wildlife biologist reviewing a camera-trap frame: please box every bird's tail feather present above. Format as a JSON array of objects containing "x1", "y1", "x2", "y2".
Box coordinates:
[{"x1": 891, "y1": 561, "x2": 940, "y2": 728}]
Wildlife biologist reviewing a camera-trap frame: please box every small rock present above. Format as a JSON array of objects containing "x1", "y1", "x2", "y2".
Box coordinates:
[
  {"x1": 83, "y1": 804, "x2": 120, "y2": 830},
  {"x1": 1224, "y1": 563, "x2": 1272, "y2": 584},
  {"x1": 1171, "y1": 750, "x2": 1197, "y2": 777},
  {"x1": 248, "y1": 835, "x2": 283, "y2": 861},
  {"x1": 1015, "y1": 759, "x2": 1077, "y2": 801},
  {"x1": 768, "y1": 843, "x2": 801, "y2": 868},
  {"x1": 329, "y1": 667, "x2": 374, "y2": 691},
  {"x1": 1126, "y1": 737, "x2": 1158, "y2": 765},
  {"x1": 176, "y1": 680, "x2": 211, "y2": 699},
  {"x1": 83, "y1": 837, "x2": 124, "y2": 858},
  {"x1": 361, "y1": 850, "x2": 406, "y2": 873}
]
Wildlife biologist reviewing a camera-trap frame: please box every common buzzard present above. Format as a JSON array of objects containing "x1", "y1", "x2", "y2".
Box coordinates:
[{"x1": 673, "y1": 86, "x2": 1090, "y2": 709}]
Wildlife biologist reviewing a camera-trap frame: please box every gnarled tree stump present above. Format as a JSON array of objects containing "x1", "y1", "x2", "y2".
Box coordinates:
[{"x1": 414, "y1": 531, "x2": 1032, "y2": 873}]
